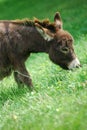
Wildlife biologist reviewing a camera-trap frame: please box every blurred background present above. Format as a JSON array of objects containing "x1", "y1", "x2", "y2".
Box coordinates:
[{"x1": 0, "y1": 0, "x2": 87, "y2": 38}]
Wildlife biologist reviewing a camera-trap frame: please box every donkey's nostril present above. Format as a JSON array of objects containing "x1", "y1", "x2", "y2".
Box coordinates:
[
  {"x1": 76, "y1": 65, "x2": 80, "y2": 68},
  {"x1": 76, "y1": 64, "x2": 81, "y2": 68}
]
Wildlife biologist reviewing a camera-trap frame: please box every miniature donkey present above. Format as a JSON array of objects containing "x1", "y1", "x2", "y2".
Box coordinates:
[{"x1": 0, "y1": 12, "x2": 80, "y2": 90}]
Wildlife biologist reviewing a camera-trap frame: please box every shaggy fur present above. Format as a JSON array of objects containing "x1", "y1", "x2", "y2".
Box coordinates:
[{"x1": 0, "y1": 12, "x2": 78, "y2": 90}]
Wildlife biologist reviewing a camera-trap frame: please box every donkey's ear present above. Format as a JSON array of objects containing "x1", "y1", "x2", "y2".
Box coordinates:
[
  {"x1": 35, "y1": 23, "x2": 55, "y2": 41},
  {"x1": 54, "y1": 12, "x2": 63, "y2": 30}
]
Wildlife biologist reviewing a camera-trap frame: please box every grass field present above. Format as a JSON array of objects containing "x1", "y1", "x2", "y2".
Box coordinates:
[{"x1": 0, "y1": 0, "x2": 87, "y2": 130}]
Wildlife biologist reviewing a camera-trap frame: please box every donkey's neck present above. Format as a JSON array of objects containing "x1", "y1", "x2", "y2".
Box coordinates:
[{"x1": 21, "y1": 26, "x2": 51, "y2": 53}]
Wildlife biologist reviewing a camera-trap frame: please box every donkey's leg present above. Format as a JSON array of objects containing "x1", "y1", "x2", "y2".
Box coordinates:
[
  {"x1": 13, "y1": 62, "x2": 33, "y2": 90},
  {"x1": 0, "y1": 67, "x2": 11, "y2": 80},
  {"x1": 14, "y1": 71, "x2": 24, "y2": 88}
]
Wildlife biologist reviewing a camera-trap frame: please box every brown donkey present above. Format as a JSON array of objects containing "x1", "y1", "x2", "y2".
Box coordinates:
[{"x1": 0, "y1": 12, "x2": 80, "y2": 89}]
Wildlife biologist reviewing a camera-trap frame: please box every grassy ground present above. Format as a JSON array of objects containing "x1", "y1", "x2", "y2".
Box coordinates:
[{"x1": 0, "y1": 0, "x2": 87, "y2": 130}]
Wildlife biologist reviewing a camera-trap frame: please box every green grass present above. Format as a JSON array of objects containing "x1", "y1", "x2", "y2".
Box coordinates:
[{"x1": 0, "y1": 0, "x2": 87, "y2": 130}]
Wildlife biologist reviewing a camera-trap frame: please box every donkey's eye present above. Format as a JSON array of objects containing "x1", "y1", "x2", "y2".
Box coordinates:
[{"x1": 61, "y1": 47, "x2": 69, "y2": 54}]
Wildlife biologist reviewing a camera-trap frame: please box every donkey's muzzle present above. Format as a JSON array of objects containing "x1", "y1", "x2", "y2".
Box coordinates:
[{"x1": 68, "y1": 58, "x2": 81, "y2": 69}]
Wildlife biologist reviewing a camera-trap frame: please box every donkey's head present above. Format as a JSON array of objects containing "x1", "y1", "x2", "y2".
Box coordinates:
[{"x1": 36, "y1": 12, "x2": 80, "y2": 70}]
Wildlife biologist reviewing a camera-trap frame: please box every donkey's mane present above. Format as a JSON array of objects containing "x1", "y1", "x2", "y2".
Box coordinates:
[
  {"x1": 34, "y1": 18, "x2": 56, "y2": 32},
  {"x1": 11, "y1": 18, "x2": 56, "y2": 32},
  {"x1": 0, "y1": 18, "x2": 56, "y2": 32},
  {"x1": 11, "y1": 18, "x2": 35, "y2": 26}
]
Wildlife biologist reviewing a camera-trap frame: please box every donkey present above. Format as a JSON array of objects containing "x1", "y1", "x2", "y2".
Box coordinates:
[{"x1": 0, "y1": 12, "x2": 80, "y2": 90}]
